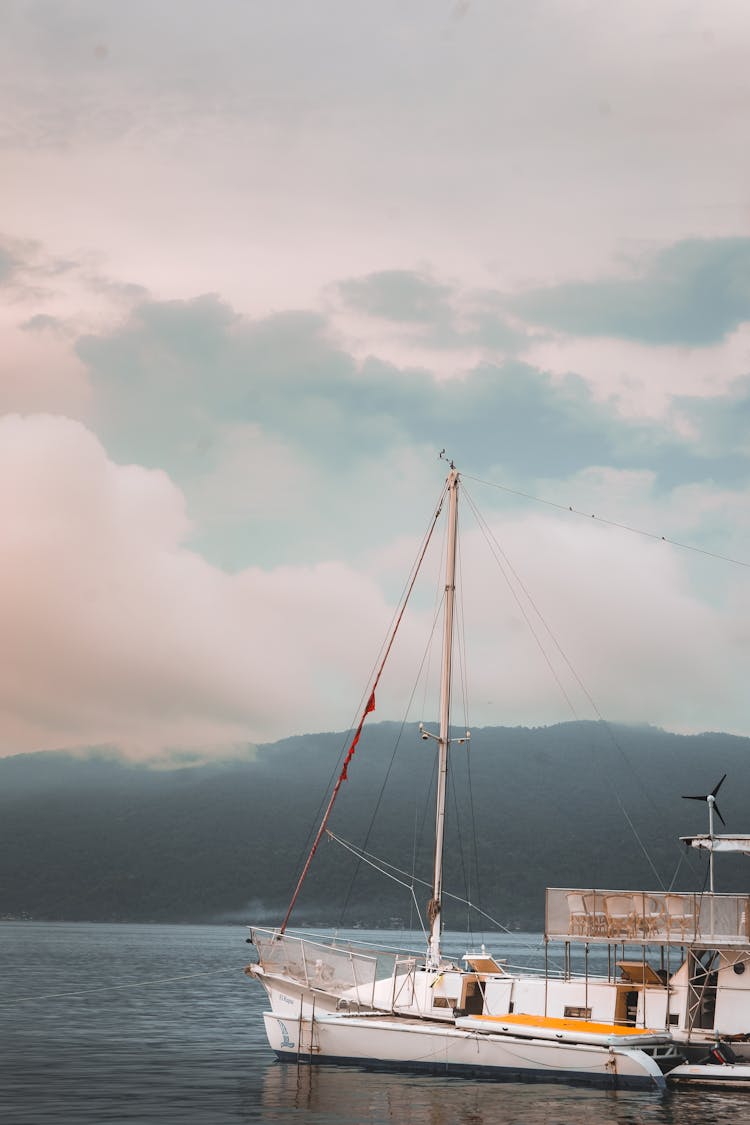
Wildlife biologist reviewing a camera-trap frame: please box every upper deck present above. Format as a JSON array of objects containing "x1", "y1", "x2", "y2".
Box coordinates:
[{"x1": 546, "y1": 888, "x2": 750, "y2": 947}]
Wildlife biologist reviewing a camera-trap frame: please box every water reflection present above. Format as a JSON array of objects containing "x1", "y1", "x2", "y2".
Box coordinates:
[
  {"x1": 257, "y1": 1060, "x2": 747, "y2": 1125},
  {"x1": 3, "y1": 923, "x2": 749, "y2": 1125}
]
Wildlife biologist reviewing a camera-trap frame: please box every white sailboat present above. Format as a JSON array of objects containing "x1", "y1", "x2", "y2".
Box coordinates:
[{"x1": 245, "y1": 464, "x2": 690, "y2": 1089}]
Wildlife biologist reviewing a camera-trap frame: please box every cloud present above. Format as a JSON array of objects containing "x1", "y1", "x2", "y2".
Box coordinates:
[
  {"x1": 675, "y1": 374, "x2": 750, "y2": 459},
  {"x1": 338, "y1": 270, "x2": 454, "y2": 325},
  {"x1": 0, "y1": 413, "x2": 400, "y2": 757},
  {"x1": 69, "y1": 288, "x2": 750, "y2": 579},
  {"x1": 70, "y1": 300, "x2": 561, "y2": 569},
  {"x1": 20, "y1": 313, "x2": 65, "y2": 334},
  {"x1": 524, "y1": 323, "x2": 750, "y2": 425},
  {"x1": 78, "y1": 292, "x2": 623, "y2": 474},
  {"x1": 455, "y1": 509, "x2": 748, "y2": 735},
  {"x1": 512, "y1": 238, "x2": 750, "y2": 346},
  {"x1": 0, "y1": 244, "x2": 18, "y2": 284},
  {"x1": 0, "y1": 414, "x2": 748, "y2": 761},
  {"x1": 335, "y1": 269, "x2": 525, "y2": 358}
]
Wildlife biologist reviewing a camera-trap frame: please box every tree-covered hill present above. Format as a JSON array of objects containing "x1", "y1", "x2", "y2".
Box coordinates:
[{"x1": 2, "y1": 721, "x2": 749, "y2": 930}]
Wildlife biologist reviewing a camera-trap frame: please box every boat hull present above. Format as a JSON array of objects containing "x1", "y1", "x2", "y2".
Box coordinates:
[
  {"x1": 262, "y1": 1011, "x2": 666, "y2": 1090},
  {"x1": 667, "y1": 1062, "x2": 750, "y2": 1088}
]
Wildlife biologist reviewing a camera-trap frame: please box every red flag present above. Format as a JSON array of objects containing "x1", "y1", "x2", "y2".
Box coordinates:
[{"x1": 340, "y1": 693, "x2": 375, "y2": 780}]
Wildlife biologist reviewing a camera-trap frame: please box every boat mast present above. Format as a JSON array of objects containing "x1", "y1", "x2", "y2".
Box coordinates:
[{"x1": 426, "y1": 466, "x2": 459, "y2": 969}]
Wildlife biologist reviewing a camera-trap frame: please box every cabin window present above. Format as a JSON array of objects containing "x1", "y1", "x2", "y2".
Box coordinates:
[
  {"x1": 563, "y1": 1006, "x2": 592, "y2": 1020},
  {"x1": 668, "y1": 1013, "x2": 679, "y2": 1026}
]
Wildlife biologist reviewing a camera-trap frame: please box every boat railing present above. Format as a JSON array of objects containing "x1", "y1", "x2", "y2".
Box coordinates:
[
  {"x1": 251, "y1": 927, "x2": 385, "y2": 1007},
  {"x1": 546, "y1": 888, "x2": 750, "y2": 946}
]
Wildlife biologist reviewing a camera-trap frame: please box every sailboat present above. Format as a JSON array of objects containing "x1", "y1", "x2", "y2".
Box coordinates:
[{"x1": 244, "y1": 464, "x2": 750, "y2": 1089}]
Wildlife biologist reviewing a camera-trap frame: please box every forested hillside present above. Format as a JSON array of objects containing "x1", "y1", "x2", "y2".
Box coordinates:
[{"x1": 2, "y1": 721, "x2": 749, "y2": 930}]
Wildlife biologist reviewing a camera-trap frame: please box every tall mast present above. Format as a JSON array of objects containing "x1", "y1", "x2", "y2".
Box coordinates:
[{"x1": 426, "y1": 467, "x2": 459, "y2": 969}]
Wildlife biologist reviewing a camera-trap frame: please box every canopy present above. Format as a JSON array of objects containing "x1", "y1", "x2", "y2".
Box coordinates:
[{"x1": 681, "y1": 833, "x2": 750, "y2": 855}]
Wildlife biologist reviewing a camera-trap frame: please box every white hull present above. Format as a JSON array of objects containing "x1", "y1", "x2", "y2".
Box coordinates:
[
  {"x1": 668, "y1": 1062, "x2": 750, "y2": 1087},
  {"x1": 262, "y1": 1010, "x2": 667, "y2": 1090}
]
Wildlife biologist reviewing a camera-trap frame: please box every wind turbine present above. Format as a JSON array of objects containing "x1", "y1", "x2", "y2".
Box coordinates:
[{"x1": 682, "y1": 774, "x2": 727, "y2": 893}]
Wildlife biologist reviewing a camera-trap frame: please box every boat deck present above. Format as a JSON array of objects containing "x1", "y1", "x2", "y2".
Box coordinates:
[{"x1": 469, "y1": 1013, "x2": 660, "y2": 1037}]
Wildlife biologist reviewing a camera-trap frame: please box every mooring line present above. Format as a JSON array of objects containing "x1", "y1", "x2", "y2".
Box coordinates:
[{"x1": 1, "y1": 965, "x2": 241, "y2": 1004}]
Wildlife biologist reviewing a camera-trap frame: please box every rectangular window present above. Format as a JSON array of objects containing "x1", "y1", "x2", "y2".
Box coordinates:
[{"x1": 564, "y1": 1006, "x2": 592, "y2": 1019}]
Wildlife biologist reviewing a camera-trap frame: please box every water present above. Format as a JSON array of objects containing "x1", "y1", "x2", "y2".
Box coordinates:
[{"x1": 1, "y1": 922, "x2": 749, "y2": 1124}]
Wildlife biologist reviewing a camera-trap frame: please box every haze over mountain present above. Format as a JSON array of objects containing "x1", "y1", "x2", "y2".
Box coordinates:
[{"x1": 3, "y1": 721, "x2": 749, "y2": 931}]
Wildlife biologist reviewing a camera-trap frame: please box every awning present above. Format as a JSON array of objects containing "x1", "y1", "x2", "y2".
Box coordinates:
[{"x1": 681, "y1": 834, "x2": 750, "y2": 855}]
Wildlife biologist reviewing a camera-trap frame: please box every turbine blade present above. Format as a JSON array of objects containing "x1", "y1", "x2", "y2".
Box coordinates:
[
  {"x1": 715, "y1": 803, "x2": 727, "y2": 828},
  {"x1": 712, "y1": 774, "x2": 727, "y2": 798}
]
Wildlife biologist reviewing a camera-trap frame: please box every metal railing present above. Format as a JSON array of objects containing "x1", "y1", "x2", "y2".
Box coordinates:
[
  {"x1": 252, "y1": 928, "x2": 384, "y2": 1007},
  {"x1": 546, "y1": 888, "x2": 750, "y2": 945}
]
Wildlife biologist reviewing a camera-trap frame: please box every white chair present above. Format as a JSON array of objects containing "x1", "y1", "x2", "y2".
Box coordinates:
[
  {"x1": 583, "y1": 893, "x2": 607, "y2": 936},
  {"x1": 566, "y1": 893, "x2": 588, "y2": 936},
  {"x1": 605, "y1": 895, "x2": 636, "y2": 938},
  {"x1": 664, "y1": 894, "x2": 695, "y2": 939},
  {"x1": 632, "y1": 894, "x2": 664, "y2": 936}
]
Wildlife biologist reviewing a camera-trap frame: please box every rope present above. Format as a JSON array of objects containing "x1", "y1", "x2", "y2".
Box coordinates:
[
  {"x1": 327, "y1": 828, "x2": 513, "y2": 936},
  {"x1": 336, "y1": 594, "x2": 446, "y2": 929},
  {"x1": 463, "y1": 482, "x2": 667, "y2": 890},
  {"x1": 463, "y1": 473, "x2": 750, "y2": 570},
  {"x1": 1, "y1": 966, "x2": 239, "y2": 1005},
  {"x1": 280, "y1": 477, "x2": 450, "y2": 933}
]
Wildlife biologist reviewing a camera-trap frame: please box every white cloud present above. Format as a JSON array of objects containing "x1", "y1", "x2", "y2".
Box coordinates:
[
  {"x1": 2, "y1": 3, "x2": 750, "y2": 756},
  {"x1": 3, "y1": 1, "x2": 750, "y2": 317},
  {"x1": 524, "y1": 325, "x2": 750, "y2": 423},
  {"x1": 436, "y1": 508, "x2": 750, "y2": 736},
  {"x1": 0, "y1": 314, "x2": 91, "y2": 416},
  {"x1": 0, "y1": 417, "x2": 747, "y2": 759},
  {"x1": 0, "y1": 414, "x2": 394, "y2": 757}
]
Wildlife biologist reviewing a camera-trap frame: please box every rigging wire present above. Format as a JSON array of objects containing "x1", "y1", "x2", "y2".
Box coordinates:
[
  {"x1": 289, "y1": 479, "x2": 452, "y2": 890},
  {"x1": 338, "y1": 489, "x2": 485, "y2": 938},
  {"x1": 448, "y1": 754, "x2": 471, "y2": 937},
  {"x1": 328, "y1": 828, "x2": 512, "y2": 935},
  {"x1": 282, "y1": 477, "x2": 450, "y2": 930},
  {"x1": 463, "y1": 488, "x2": 581, "y2": 717},
  {"x1": 1, "y1": 966, "x2": 240, "y2": 1006},
  {"x1": 450, "y1": 525, "x2": 485, "y2": 945},
  {"x1": 336, "y1": 592, "x2": 447, "y2": 928},
  {"x1": 327, "y1": 828, "x2": 565, "y2": 970},
  {"x1": 453, "y1": 525, "x2": 486, "y2": 944},
  {"x1": 460, "y1": 471, "x2": 722, "y2": 888},
  {"x1": 462, "y1": 473, "x2": 750, "y2": 570},
  {"x1": 462, "y1": 482, "x2": 670, "y2": 891},
  {"x1": 295, "y1": 465, "x2": 718, "y2": 935},
  {"x1": 464, "y1": 746, "x2": 485, "y2": 947}
]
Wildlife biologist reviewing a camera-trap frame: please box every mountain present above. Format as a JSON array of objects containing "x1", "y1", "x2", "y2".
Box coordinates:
[{"x1": 2, "y1": 721, "x2": 749, "y2": 929}]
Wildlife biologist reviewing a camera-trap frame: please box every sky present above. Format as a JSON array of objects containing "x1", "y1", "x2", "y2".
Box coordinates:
[{"x1": 2, "y1": 0, "x2": 750, "y2": 761}]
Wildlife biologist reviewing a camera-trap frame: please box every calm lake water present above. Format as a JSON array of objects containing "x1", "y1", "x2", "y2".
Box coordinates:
[{"x1": 2, "y1": 922, "x2": 749, "y2": 1124}]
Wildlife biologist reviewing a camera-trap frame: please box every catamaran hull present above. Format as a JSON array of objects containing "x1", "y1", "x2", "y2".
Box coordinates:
[{"x1": 262, "y1": 1011, "x2": 666, "y2": 1090}]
